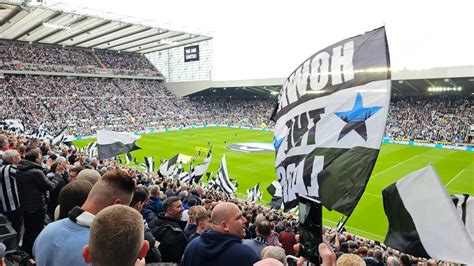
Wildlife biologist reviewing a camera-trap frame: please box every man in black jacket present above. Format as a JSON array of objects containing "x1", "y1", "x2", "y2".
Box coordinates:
[
  {"x1": 149, "y1": 196, "x2": 187, "y2": 263},
  {"x1": 16, "y1": 148, "x2": 62, "y2": 256}
]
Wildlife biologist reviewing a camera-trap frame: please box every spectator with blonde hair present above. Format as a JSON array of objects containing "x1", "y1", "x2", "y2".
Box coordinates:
[
  {"x1": 82, "y1": 205, "x2": 149, "y2": 266},
  {"x1": 77, "y1": 169, "x2": 101, "y2": 185},
  {"x1": 337, "y1": 253, "x2": 365, "y2": 266}
]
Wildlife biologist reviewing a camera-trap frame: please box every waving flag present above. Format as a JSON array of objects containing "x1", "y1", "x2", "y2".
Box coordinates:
[
  {"x1": 190, "y1": 148, "x2": 212, "y2": 184},
  {"x1": 451, "y1": 194, "x2": 474, "y2": 241},
  {"x1": 97, "y1": 130, "x2": 141, "y2": 160},
  {"x1": 51, "y1": 126, "x2": 68, "y2": 145},
  {"x1": 383, "y1": 165, "x2": 474, "y2": 264},
  {"x1": 141, "y1": 157, "x2": 154, "y2": 173},
  {"x1": 158, "y1": 154, "x2": 178, "y2": 177},
  {"x1": 86, "y1": 141, "x2": 98, "y2": 158},
  {"x1": 0, "y1": 119, "x2": 25, "y2": 133},
  {"x1": 215, "y1": 155, "x2": 236, "y2": 195},
  {"x1": 247, "y1": 183, "x2": 263, "y2": 202},
  {"x1": 271, "y1": 27, "x2": 391, "y2": 214},
  {"x1": 267, "y1": 181, "x2": 283, "y2": 209}
]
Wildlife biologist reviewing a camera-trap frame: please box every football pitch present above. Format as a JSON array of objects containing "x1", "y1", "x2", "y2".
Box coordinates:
[{"x1": 74, "y1": 127, "x2": 474, "y2": 242}]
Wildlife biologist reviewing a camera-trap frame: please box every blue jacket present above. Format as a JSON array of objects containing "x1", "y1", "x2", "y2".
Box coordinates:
[
  {"x1": 146, "y1": 196, "x2": 164, "y2": 214},
  {"x1": 181, "y1": 230, "x2": 260, "y2": 266},
  {"x1": 141, "y1": 205, "x2": 157, "y2": 223}
]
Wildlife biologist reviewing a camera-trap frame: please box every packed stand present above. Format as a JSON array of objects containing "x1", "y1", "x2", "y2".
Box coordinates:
[
  {"x1": 386, "y1": 95, "x2": 472, "y2": 143},
  {"x1": 1, "y1": 73, "x2": 472, "y2": 143},
  {"x1": 0, "y1": 40, "x2": 162, "y2": 77},
  {"x1": 0, "y1": 74, "x2": 275, "y2": 136},
  {"x1": 0, "y1": 132, "x2": 455, "y2": 265},
  {"x1": 95, "y1": 50, "x2": 160, "y2": 76}
]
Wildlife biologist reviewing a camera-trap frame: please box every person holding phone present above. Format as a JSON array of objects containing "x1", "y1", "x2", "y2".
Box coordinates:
[{"x1": 296, "y1": 195, "x2": 337, "y2": 266}]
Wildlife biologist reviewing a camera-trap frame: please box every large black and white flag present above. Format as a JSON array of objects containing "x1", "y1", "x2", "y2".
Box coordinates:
[
  {"x1": 158, "y1": 154, "x2": 178, "y2": 177},
  {"x1": 451, "y1": 194, "x2": 474, "y2": 242},
  {"x1": 382, "y1": 164, "x2": 474, "y2": 264},
  {"x1": 215, "y1": 155, "x2": 236, "y2": 195},
  {"x1": 271, "y1": 27, "x2": 391, "y2": 214},
  {"x1": 141, "y1": 157, "x2": 154, "y2": 173},
  {"x1": 96, "y1": 130, "x2": 141, "y2": 160},
  {"x1": 190, "y1": 148, "x2": 212, "y2": 184},
  {"x1": 0, "y1": 119, "x2": 25, "y2": 133},
  {"x1": 247, "y1": 183, "x2": 263, "y2": 202}
]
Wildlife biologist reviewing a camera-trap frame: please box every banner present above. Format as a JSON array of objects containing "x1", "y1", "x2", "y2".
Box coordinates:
[{"x1": 271, "y1": 27, "x2": 391, "y2": 214}]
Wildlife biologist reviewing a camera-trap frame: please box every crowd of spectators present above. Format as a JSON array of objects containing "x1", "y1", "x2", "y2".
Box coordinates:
[
  {"x1": 0, "y1": 132, "x2": 454, "y2": 265},
  {"x1": 386, "y1": 95, "x2": 472, "y2": 143},
  {"x1": 1, "y1": 72, "x2": 472, "y2": 143},
  {"x1": 0, "y1": 40, "x2": 162, "y2": 77},
  {"x1": 1, "y1": 74, "x2": 274, "y2": 136}
]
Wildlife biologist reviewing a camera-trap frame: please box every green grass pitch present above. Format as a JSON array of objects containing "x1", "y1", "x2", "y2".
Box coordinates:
[{"x1": 74, "y1": 127, "x2": 474, "y2": 241}]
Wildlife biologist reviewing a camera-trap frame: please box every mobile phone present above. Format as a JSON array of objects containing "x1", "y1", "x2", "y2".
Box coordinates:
[{"x1": 298, "y1": 195, "x2": 322, "y2": 265}]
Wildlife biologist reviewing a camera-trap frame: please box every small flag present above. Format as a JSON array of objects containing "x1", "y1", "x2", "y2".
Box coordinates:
[
  {"x1": 141, "y1": 157, "x2": 154, "y2": 173},
  {"x1": 451, "y1": 194, "x2": 473, "y2": 241},
  {"x1": 125, "y1": 152, "x2": 132, "y2": 164},
  {"x1": 158, "y1": 154, "x2": 178, "y2": 177},
  {"x1": 190, "y1": 148, "x2": 212, "y2": 184},
  {"x1": 266, "y1": 181, "x2": 283, "y2": 209},
  {"x1": 51, "y1": 126, "x2": 68, "y2": 145},
  {"x1": 86, "y1": 142, "x2": 98, "y2": 158},
  {"x1": 215, "y1": 155, "x2": 236, "y2": 195},
  {"x1": 247, "y1": 183, "x2": 263, "y2": 202}
]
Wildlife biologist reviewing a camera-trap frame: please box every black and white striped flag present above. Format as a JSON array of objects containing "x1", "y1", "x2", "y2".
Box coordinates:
[
  {"x1": 125, "y1": 152, "x2": 132, "y2": 164},
  {"x1": 266, "y1": 181, "x2": 283, "y2": 209},
  {"x1": 158, "y1": 154, "x2": 178, "y2": 177},
  {"x1": 215, "y1": 155, "x2": 236, "y2": 195},
  {"x1": 0, "y1": 119, "x2": 25, "y2": 134},
  {"x1": 141, "y1": 157, "x2": 154, "y2": 173},
  {"x1": 383, "y1": 164, "x2": 474, "y2": 264},
  {"x1": 247, "y1": 183, "x2": 262, "y2": 202},
  {"x1": 451, "y1": 194, "x2": 473, "y2": 242},
  {"x1": 51, "y1": 126, "x2": 68, "y2": 145},
  {"x1": 86, "y1": 142, "x2": 98, "y2": 158},
  {"x1": 178, "y1": 172, "x2": 190, "y2": 184},
  {"x1": 190, "y1": 148, "x2": 212, "y2": 184}
]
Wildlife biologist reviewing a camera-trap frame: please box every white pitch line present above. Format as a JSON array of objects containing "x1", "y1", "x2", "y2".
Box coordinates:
[
  {"x1": 363, "y1": 192, "x2": 382, "y2": 198},
  {"x1": 371, "y1": 154, "x2": 422, "y2": 179},
  {"x1": 323, "y1": 219, "x2": 385, "y2": 239},
  {"x1": 445, "y1": 169, "x2": 465, "y2": 187}
]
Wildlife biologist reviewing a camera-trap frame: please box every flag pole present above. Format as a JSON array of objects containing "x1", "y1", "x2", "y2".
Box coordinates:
[{"x1": 330, "y1": 214, "x2": 350, "y2": 243}]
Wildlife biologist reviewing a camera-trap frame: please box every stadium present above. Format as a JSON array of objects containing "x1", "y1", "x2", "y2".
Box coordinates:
[{"x1": 0, "y1": 0, "x2": 473, "y2": 265}]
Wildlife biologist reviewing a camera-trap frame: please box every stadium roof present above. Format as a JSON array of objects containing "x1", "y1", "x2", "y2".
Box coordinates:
[
  {"x1": 167, "y1": 66, "x2": 474, "y2": 97},
  {"x1": 0, "y1": 1, "x2": 212, "y2": 54}
]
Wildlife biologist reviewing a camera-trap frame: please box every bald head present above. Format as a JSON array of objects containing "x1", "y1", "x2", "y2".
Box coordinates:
[
  {"x1": 211, "y1": 202, "x2": 237, "y2": 224},
  {"x1": 211, "y1": 202, "x2": 247, "y2": 239}
]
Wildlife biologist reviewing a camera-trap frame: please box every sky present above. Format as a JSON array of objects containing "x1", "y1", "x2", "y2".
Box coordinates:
[{"x1": 50, "y1": 0, "x2": 474, "y2": 81}]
